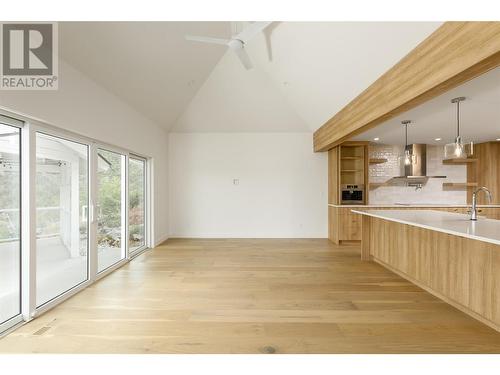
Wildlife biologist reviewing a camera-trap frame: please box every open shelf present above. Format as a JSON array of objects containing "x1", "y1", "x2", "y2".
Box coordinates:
[
  {"x1": 443, "y1": 158, "x2": 478, "y2": 164},
  {"x1": 442, "y1": 182, "x2": 478, "y2": 188},
  {"x1": 341, "y1": 156, "x2": 364, "y2": 160},
  {"x1": 339, "y1": 143, "x2": 367, "y2": 186},
  {"x1": 369, "y1": 180, "x2": 391, "y2": 188},
  {"x1": 369, "y1": 158, "x2": 388, "y2": 164}
]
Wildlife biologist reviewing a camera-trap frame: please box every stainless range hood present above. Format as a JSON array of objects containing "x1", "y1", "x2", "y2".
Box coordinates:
[{"x1": 394, "y1": 144, "x2": 446, "y2": 179}]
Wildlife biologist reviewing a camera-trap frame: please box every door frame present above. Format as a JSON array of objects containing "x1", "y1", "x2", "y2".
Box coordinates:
[{"x1": 128, "y1": 154, "x2": 149, "y2": 257}]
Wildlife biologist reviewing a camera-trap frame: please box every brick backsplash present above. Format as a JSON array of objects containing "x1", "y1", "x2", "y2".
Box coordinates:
[{"x1": 369, "y1": 144, "x2": 467, "y2": 205}]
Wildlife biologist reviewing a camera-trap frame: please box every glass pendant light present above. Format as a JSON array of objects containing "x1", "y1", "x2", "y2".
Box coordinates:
[
  {"x1": 444, "y1": 97, "x2": 473, "y2": 159},
  {"x1": 400, "y1": 120, "x2": 416, "y2": 166}
]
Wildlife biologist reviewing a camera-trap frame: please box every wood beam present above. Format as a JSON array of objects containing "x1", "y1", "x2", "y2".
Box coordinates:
[{"x1": 313, "y1": 22, "x2": 500, "y2": 152}]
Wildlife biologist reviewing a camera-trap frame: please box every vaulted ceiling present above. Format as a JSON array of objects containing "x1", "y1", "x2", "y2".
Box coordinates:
[
  {"x1": 59, "y1": 22, "x2": 442, "y2": 133},
  {"x1": 59, "y1": 22, "x2": 231, "y2": 127}
]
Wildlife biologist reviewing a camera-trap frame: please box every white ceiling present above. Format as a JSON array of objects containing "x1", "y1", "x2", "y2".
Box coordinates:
[
  {"x1": 59, "y1": 22, "x2": 231, "y2": 128},
  {"x1": 351, "y1": 67, "x2": 500, "y2": 145},
  {"x1": 173, "y1": 22, "x2": 442, "y2": 132},
  {"x1": 246, "y1": 22, "x2": 442, "y2": 132},
  {"x1": 172, "y1": 46, "x2": 308, "y2": 132},
  {"x1": 60, "y1": 22, "x2": 442, "y2": 133}
]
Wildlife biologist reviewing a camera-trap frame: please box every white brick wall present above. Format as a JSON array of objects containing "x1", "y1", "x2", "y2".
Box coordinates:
[{"x1": 369, "y1": 144, "x2": 467, "y2": 205}]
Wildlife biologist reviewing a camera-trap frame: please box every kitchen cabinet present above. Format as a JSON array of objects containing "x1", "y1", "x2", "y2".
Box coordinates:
[
  {"x1": 358, "y1": 211, "x2": 500, "y2": 332},
  {"x1": 329, "y1": 206, "x2": 364, "y2": 243},
  {"x1": 328, "y1": 205, "x2": 500, "y2": 244},
  {"x1": 328, "y1": 142, "x2": 369, "y2": 205},
  {"x1": 467, "y1": 142, "x2": 500, "y2": 205},
  {"x1": 339, "y1": 212, "x2": 362, "y2": 241}
]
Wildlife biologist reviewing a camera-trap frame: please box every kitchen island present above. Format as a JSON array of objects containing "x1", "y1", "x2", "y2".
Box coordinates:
[
  {"x1": 328, "y1": 204, "x2": 500, "y2": 244},
  {"x1": 352, "y1": 209, "x2": 500, "y2": 332}
]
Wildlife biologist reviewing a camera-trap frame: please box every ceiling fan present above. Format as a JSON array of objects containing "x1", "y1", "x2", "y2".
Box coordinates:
[{"x1": 185, "y1": 22, "x2": 272, "y2": 70}]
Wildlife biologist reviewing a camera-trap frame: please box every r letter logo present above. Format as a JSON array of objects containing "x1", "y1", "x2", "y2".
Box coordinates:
[{"x1": 1, "y1": 22, "x2": 58, "y2": 90}]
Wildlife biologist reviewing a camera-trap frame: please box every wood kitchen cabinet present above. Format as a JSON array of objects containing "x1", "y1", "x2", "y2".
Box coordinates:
[
  {"x1": 327, "y1": 141, "x2": 500, "y2": 245},
  {"x1": 467, "y1": 142, "x2": 500, "y2": 205},
  {"x1": 328, "y1": 205, "x2": 500, "y2": 244},
  {"x1": 328, "y1": 142, "x2": 369, "y2": 205},
  {"x1": 329, "y1": 206, "x2": 362, "y2": 243},
  {"x1": 339, "y1": 212, "x2": 362, "y2": 241},
  {"x1": 360, "y1": 213, "x2": 500, "y2": 332},
  {"x1": 476, "y1": 207, "x2": 500, "y2": 220}
]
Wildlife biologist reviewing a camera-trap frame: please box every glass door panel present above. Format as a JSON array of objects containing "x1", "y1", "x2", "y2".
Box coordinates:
[
  {"x1": 97, "y1": 148, "x2": 126, "y2": 272},
  {"x1": 35, "y1": 133, "x2": 89, "y2": 307},
  {"x1": 129, "y1": 157, "x2": 146, "y2": 254},
  {"x1": 0, "y1": 123, "x2": 21, "y2": 325}
]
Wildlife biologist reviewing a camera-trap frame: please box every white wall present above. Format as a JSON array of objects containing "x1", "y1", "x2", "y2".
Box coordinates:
[
  {"x1": 168, "y1": 132, "x2": 327, "y2": 238},
  {"x1": 0, "y1": 60, "x2": 169, "y2": 245}
]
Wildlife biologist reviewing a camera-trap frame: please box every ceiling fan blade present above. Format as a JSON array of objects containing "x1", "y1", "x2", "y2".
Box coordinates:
[
  {"x1": 185, "y1": 35, "x2": 230, "y2": 45},
  {"x1": 233, "y1": 47, "x2": 253, "y2": 70},
  {"x1": 235, "y1": 22, "x2": 272, "y2": 43}
]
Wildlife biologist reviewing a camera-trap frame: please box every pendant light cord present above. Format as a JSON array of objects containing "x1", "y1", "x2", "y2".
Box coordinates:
[
  {"x1": 405, "y1": 124, "x2": 408, "y2": 146},
  {"x1": 456, "y1": 100, "x2": 460, "y2": 137}
]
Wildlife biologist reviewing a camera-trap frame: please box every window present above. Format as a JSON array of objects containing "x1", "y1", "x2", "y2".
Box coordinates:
[
  {"x1": 35, "y1": 133, "x2": 89, "y2": 307},
  {"x1": 129, "y1": 156, "x2": 147, "y2": 254}
]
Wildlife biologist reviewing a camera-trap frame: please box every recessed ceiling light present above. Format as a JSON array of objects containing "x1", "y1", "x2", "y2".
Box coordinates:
[
  {"x1": 435, "y1": 138, "x2": 442, "y2": 141},
  {"x1": 373, "y1": 137, "x2": 380, "y2": 141}
]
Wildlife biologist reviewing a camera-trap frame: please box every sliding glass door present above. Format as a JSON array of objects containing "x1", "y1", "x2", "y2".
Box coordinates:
[
  {"x1": 0, "y1": 110, "x2": 150, "y2": 333},
  {"x1": 0, "y1": 120, "x2": 21, "y2": 328},
  {"x1": 129, "y1": 156, "x2": 147, "y2": 254},
  {"x1": 97, "y1": 148, "x2": 126, "y2": 272},
  {"x1": 35, "y1": 133, "x2": 89, "y2": 307}
]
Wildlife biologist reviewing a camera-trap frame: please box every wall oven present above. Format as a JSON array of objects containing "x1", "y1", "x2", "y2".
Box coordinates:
[{"x1": 341, "y1": 184, "x2": 364, "y2": 204}]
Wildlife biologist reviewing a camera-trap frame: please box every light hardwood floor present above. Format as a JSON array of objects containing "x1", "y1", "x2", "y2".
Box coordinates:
[{"x1": 1, "y1": 239, "x2": 499, "y2": 353}]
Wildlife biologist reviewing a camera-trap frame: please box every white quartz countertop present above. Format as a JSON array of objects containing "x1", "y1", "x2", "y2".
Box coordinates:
[
  {"x1": 329, "y1": 204, "x2": 500, "y2": 208},
  {"x1": 351, "y1": 209, "x2": 500, "y2": 246}
]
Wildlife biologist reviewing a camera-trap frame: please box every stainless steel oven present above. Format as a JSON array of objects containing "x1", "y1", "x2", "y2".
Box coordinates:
[{"x1": 341, "y1": 184, "x2": 364, "y2": 204}]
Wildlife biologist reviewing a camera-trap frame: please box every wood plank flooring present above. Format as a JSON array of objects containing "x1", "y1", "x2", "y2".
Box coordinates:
[{"x1": 1, "y1": 238, "x2": 499, "y2": 353}]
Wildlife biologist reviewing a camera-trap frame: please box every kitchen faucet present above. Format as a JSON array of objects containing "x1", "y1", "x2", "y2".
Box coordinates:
[{"x1": 469, "y1": 187, "x2": 492, "y2": 221}]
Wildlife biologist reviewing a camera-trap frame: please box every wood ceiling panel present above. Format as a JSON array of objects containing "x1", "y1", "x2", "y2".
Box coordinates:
[{"x1": 314, "y1": 22, "x2": 500, "y2": 152}]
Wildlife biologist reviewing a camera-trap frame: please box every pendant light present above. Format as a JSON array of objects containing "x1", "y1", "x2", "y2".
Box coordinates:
[
  {"x1": 401, "y1": 120, "x2": 416, "y2": 166},
  {"x1": 444, "y1": 97, "x2": 473, "y2": 159}
]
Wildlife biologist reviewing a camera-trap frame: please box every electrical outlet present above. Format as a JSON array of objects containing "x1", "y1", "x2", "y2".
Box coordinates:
[{"x1": 233, "y1": 179, "x2": 239, "y2": 185}]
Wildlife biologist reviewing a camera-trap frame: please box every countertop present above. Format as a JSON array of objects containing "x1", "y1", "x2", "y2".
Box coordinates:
[
  {"x1": 351, "y1": 209, "x2": 500, "y2": 246},
  {"x1": 329, "y1": 203, "x2": 500, "y2": 208}
]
